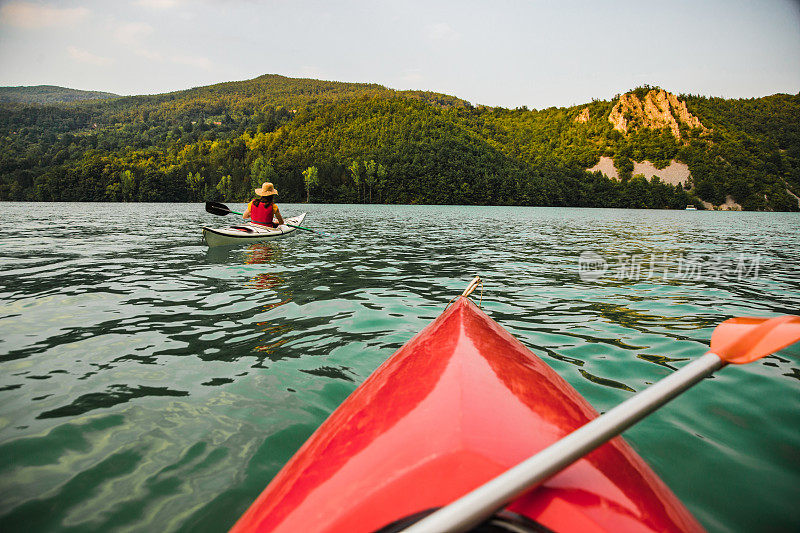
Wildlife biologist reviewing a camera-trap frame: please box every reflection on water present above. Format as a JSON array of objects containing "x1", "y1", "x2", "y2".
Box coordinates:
[
  {"x1": 636, "y1": 353, "x2": 688, "y2": 371},
  {"x1": 243, "y1": 244, "x2": 294, "y2": 360},
  {"x1": 0, "y1": 203, "x2": 798, "y2": 532},
  {"x1": 577, "y1": 368, "x2": 636, "y2": 392},
  {"x1": 245, "y1": 245, "x2": 289, "y2": 301},
  {"x1": 244, "y1": 243, "x2": 281, "y2": 266}
]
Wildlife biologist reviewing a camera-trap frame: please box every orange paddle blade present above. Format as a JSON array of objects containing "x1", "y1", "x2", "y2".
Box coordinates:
[{"x1": 711, "y1": 315, "x2": 800, "y2": 364}]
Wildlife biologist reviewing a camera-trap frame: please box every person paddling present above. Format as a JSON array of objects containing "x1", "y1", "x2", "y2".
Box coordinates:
[{"x1": 244, "y1": 182, "x2": 284, "y2": 228}]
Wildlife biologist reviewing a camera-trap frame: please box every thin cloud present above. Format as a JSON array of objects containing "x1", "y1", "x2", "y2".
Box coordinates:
[
  {"x1": 134, "y1": 48, "x2": 165, "y2": 62},
  {"x1": 68, "y1": 46, "x2": 113, "y2": 66},
  {"x1": 400, "y1": 69, "x2": 424, "y2": 86},
  {"x1": 296, "y1": 66, "x2": 326, "y2": 79},
  {"x1": 113, "y1": 21, "x2": 210, "y2": 69},
  {"x1": 133, "y1": 0, "x2": 182, "y2": 9},
  {"x1": 115, "y1": 22, "x2": 155, "y2": 47},
  {"x1": 427, "y1": 22, "x2": 460, "y2": 42},
  {"x1": 170, "y1": 54, "x2": 212, "y2": 70},
  {"x1": 0, "y1": 2, "x2": 90, "y2": 28}
]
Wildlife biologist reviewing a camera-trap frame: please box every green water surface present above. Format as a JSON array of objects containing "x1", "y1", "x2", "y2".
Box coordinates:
[{"x1": 0, "y1": 203, "x2": 798, "y2": 532}]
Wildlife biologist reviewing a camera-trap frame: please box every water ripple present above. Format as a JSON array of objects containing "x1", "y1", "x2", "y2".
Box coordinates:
[{"x1": 0, "y1": 203, "x2": 798, "y2": 532}]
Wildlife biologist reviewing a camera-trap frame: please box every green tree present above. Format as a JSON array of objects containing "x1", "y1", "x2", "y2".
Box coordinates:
[
  {"x1": 186, "y1": 172, "x2": 204, "y2": 202},
  {"x1": 119, "y1": 170, "x2": 135, "y2": 202},
  {"x1": 302, "y1": 165, "x2": 319, "y2": 202},
  {"x1": 105, "y1": 182, "x2": 121, "y2": 201},
  {"x1": 376, "y1": 162, "x2": 388, "y2": 203},
  {"x1": 349, "y1": 160, "x2": 363, "y2": 203},
  {"x1": 250, "y1": 156, "x2": 277, "y2": 200},
  {"x1": 364, "y1": 160, "x2": 377, "y2": 203},
  {"x1": 216, "y1": 174, "x2": 233, "y2": 201}
]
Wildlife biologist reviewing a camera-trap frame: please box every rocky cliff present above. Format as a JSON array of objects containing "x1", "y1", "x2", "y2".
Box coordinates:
[{"x1": 608, "y1": 89, "x2": 709, "y2": 139}]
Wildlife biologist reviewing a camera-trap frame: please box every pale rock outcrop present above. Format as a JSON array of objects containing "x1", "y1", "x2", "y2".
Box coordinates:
[
  {"x1": 784, "y1": 187, "x2": 800, "y2": 209},
  {"x1": 701, "y1": 195, "x2": 743, "y2": 210},
  {"x1": 632, "y1": 160, "x2": 691, "y2": 186},
  {"x1": 608, "y1": 89, "x2": 708, "y2": 139},
  {"x1": 575, "y1": 107, "x2": 590, "y2": 123},
  {"x1": 587, "y1": 156, "x2": 691, "y2": 186},
  {"x1": 587, "y1": 156, "x2": 619, "y2": 179}
]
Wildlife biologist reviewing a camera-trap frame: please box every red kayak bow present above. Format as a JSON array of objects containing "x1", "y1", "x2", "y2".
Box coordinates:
[{"x1": 231, "y1": 296, "x2": 705, "y2": 533}]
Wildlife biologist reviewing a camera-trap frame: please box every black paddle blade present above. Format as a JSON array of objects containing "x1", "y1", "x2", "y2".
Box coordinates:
[{"x1": 205, "y1": 201, "x2": 231, "y2": 216}]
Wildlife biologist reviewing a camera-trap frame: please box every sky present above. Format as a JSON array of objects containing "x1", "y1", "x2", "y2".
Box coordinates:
[{"x1": 0, "y1": 0, "x2": 798, "y2": 109}]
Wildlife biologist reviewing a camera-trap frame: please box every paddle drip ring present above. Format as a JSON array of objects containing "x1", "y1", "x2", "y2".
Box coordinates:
[{"x1": 445, "y1": 276, "x2": 483, "y2": 309}]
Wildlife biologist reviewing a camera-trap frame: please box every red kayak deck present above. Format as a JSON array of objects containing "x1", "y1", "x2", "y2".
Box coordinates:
[{"x1": 231, "y1": 297, "x2": 703, "y2": 532}]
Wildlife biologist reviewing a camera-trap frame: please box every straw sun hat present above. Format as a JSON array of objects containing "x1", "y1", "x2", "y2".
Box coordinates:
[{"x1": 254, "y1": 182, "x2": 278, "y2": 196}]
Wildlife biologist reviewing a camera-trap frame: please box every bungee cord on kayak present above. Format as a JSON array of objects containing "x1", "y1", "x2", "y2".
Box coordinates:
[{"x1": 445, "y1": 275, "x2": 483, "y2": 310}]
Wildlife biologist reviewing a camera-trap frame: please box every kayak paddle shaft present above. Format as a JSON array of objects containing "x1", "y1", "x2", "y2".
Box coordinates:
[
  {"x1": 403, "y1": 351, "x2": 726, "y2": 533},
  {"x1": 285, "y1": 223, "x2": 329, "y2": 236}
]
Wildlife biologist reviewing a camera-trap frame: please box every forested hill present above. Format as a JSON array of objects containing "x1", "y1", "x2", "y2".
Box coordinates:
[
  {"x1": 0, "y1": 85, "x2": 118, "y2": 104},
  {"x1": 0, "y1": 74, "x2": 798, "y2": 211}
]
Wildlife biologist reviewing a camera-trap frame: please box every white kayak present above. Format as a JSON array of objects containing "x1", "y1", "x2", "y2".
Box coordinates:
[{"x1": 202, "y1": 213, "x2": 307, "y2": 247}]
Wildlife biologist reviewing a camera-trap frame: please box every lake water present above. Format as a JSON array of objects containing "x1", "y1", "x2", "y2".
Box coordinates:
[{"x1": 0, "y1": 202, "x2": 798, "y2": 532}]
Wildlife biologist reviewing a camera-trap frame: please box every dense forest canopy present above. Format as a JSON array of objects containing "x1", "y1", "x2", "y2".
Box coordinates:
[
  {"x1": 0, "y1": 74, "x2": 797, "y2": 211},
  {"x1": 0, "y1": 85, "x2": 119, "y2": 104}
]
